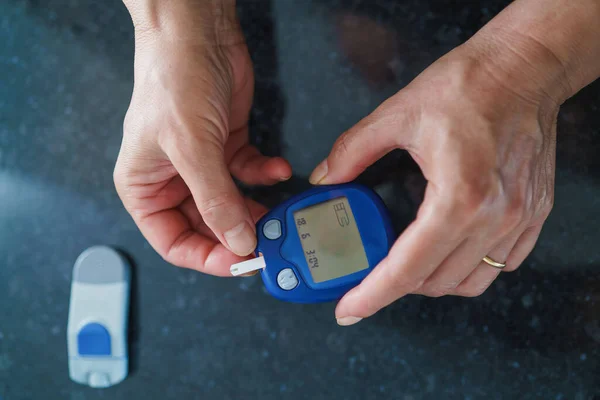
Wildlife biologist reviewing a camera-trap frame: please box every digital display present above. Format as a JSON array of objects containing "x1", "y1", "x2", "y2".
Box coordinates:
[{"x1": 293, "y1": 197, "x2": 368, "y2": 283}]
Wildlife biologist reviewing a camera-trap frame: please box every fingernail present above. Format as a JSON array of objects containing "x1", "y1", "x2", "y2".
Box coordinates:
[
  {"x1": 309, "y1": 160, "x2": 328, "y2": 185},
  {"x1": 224, "y1": 222, "x2": 257, "y2": 256},
  {"x1": 279, "y1": 173, "x2": 292, "y2": 182},
  {"x1": 336, "y1": 316, "x2": 362, "y2": 326}
]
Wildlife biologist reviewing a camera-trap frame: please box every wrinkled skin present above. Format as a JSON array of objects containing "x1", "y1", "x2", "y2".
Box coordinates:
[
  {"x1": 309, "y1": 46, "x2": 556, "y2": 322},
  {"x1": 114, "y1": 18, "x2": 291, "y2": 275}
]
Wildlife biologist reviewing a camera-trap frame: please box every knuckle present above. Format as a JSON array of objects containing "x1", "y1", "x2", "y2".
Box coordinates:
[
  {"x1": 122, "y1": 109, "x2": 136, "y2": 135},
  {"x1": 122, "y1": 106, "x2": 150, "y2": 143},
  {"x1": 113, "y1": 161, "x2": 124, "y2": 190},
  {"x1": 407, "y1": 277, "x2": 425, "y2": 294},
  {"x1": 500, "y1": 195, "x2": 526, "y2": 233},
  {"x1": 452, "y1": 178, "x2": 500, "y2": 216},
  {"x1": 539, "y1": 195, "x2": 554, "y2": 220},
  {"x1": 386, "y1": 270, "x2": 423, "y2": 296},
  {"x1": 113, "y1": 170, "x2": 126, "y2": 199},
  {"x1": 167, "y1": 134, "x2": 223, "y2": 173},
  {"x1": 112, "y1": 157, "x2": 131, "y2": 201},
  {"x1": 195, "y1": 113, "x2": 228, "y2": 141},
  {"x1": 160, "y1": 113, "x2": 225, "y2": 157},
  {"x1": 163, "y1": 230, "x2": 196, "y2": 268},
  {"x1": 353, "y1": 297, "x2": 378, "y2": 318},
  {"x1": 442, "y1": 179, "x2": 499, "y2": 234},
  {"x1": 160, "y1": 251, "x2": 179, "y2": 268},
  {"x1": 424, "y1": 288, "x2": 448, "y2": 298},
  {"x1": 456, "y1": 275, "x2": 497, "y2": 297},
  {"x1": 332, "y1": 132, "x2": 352, "y2": 160},
  {"x1": 197, "y1": 193, "x2": 238, "y2": 221},
  {"x1": 463, "y1": 183, "x2": 494, "y2": 210},
  {"x1": 115, "y1": 116, "x2": 136, "y2": 195},
  {"x1": 423, "y1": 280, "x2": 460, "y2": 298},
  {"x1": 163, "y1": 127, "x2": 194, "y2": 154}
]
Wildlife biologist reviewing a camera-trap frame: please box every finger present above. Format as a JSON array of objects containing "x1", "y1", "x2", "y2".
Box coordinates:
[
  {"x1": 225, "y1": 126, "x2": 292, "y2": 185},
  {"x1": 155, "y1": 195, "x2": 267, "y2": 275},
  {"x1": 414, "y1": 239, "x2": 474, "y2": 297},
  {"x1": 178, "y1": 196, "x2": 217, "y2": 239},
  {"x1": 115, "y1": 173, "x2": 253, "y2": 275},
  {"x1": 135, "y1": 207, "x2": 250, "y2": 276},
  {"x1": 451, "y1": 231, "x2": 522, "y2": 297},
  {"x1": 418, "y1": 226, "x2": 520, "y2": 297},
  {"x1": 116, "y1": 175, "x2": 252, "y2": 275},
  {"x1": 229, "y1": 144, "x2": 292, "y2": 185},
  {"x1": 503, "y1": 224, "x2": 544, "y2": 272},
  {"x1": 115, "y1": 171, "x2": 188, "y2": 216},
  {"x1": 309, "y1": 99, "x2": 415, "y2": 185},
  {"x1": 178, "y1": 196, "x2": 268, "y2": 240},
  {"x1": 113, "y1": 162, "x2": 234, "y2": 274},
  {"x1": 453, "y1": 260, "x2": 501, "y2": 297},
  {"x1": 335, "y1": 193, "x2": 463, "y2": 323},
  {"x1": 166, "y1": 138, "x2": 257, "y2": 257}
]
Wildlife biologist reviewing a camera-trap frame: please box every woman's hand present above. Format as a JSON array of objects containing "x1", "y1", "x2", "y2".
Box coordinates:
[
  {"x1": 114, "y1": 1, "x2": 291, "y2": 275},
  {"x1": 313, "y1": 0, "x2": 600, "y2": 326},
  {"x1": 311, "y1": 39, "x2": 564, "y2": 325}
]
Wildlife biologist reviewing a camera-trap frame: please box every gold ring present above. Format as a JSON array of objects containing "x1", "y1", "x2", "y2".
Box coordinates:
[{"x1": 482, "y1": 256, "x2": 506, "y2": 269}]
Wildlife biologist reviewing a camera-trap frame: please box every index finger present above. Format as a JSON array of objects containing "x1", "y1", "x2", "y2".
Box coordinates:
[
  {"x1": 166, "y1": 137, "x2": 258, "y2": 258},
  {"x1": 334, "y1": 193, "x2": 464, "y2": 322},
  {"x1": 136, "y1": 210, "x2": 253, "y2": 277},
  {"x1": 136, "y1": 194, "x2": 267, "y2": 277}
]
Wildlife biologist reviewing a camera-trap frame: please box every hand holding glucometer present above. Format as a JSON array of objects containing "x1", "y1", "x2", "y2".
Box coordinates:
[{"x1": 230, "y1": 183, "x2": 395, "y2": 303}]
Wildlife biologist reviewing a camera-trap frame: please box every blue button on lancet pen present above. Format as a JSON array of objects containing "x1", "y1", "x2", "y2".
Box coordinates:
[{"x1": 230, "y1": 183, "x2": 395, "y2": 303}]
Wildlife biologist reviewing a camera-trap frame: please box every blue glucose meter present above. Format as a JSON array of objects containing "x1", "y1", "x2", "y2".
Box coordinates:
[{"x1": 254, "y1": 183, "x2": 395, "y2": 303}]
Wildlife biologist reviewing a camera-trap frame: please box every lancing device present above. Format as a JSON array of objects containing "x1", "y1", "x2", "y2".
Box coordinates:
[
  {"x1": 230, "y1": 183, "x2": 395, "y2": 303},
  {"x1": 67, "y1": 246, "x2": 130, "y2": 388}
]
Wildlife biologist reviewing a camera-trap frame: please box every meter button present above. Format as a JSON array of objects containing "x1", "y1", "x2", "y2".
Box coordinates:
[
  {"x1": 263, "y1": 219, "x2": 282, "y2": 240},
  {"x1": 277, "y1": 268, "x2": 298, "y2": 290}
]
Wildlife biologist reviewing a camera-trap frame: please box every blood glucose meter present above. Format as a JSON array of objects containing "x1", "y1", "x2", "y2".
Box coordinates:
[{"x1": 231, "y1": 183, "x2": 395, "y2": 303}]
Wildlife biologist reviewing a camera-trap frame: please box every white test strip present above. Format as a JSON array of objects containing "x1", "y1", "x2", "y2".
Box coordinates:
[{"x1": 230, "y1": 256, "x2": 266, "y2": 276}]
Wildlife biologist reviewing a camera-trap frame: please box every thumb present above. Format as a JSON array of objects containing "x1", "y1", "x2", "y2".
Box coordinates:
[
  {"x1": 167, "y1": 137, "x2": 257, "y2": 257},
  {"x1": 309, "y1": 99, "x2": 414, "y2": 185}
]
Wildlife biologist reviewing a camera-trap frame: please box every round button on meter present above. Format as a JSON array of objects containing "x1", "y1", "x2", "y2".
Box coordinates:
[
  {"x1": 277, "y1": 268, "x2": 298, "y2": 290},
  {"x1": 262, "y1": 219, "x2": 282, "y2": 240}
]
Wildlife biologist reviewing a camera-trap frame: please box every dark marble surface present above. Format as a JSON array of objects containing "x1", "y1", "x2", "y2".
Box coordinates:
[{"x1": 1, "y1": 0, "x2": 599, "y2": 399}]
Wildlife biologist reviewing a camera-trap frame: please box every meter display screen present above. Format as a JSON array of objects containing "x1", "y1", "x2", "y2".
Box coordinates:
[{"x1": 293, "y1": 197, "x2": 368, "y2": 283}]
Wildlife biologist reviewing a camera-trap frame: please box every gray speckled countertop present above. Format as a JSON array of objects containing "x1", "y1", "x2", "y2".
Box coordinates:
[{"x1": 1, "y1": 0, "x2": 599, "y2": 399}]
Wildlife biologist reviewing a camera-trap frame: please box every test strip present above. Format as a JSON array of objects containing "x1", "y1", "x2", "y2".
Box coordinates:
[{"x1": 230, "y1": 256, "x2": 266, "y2": 276}]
